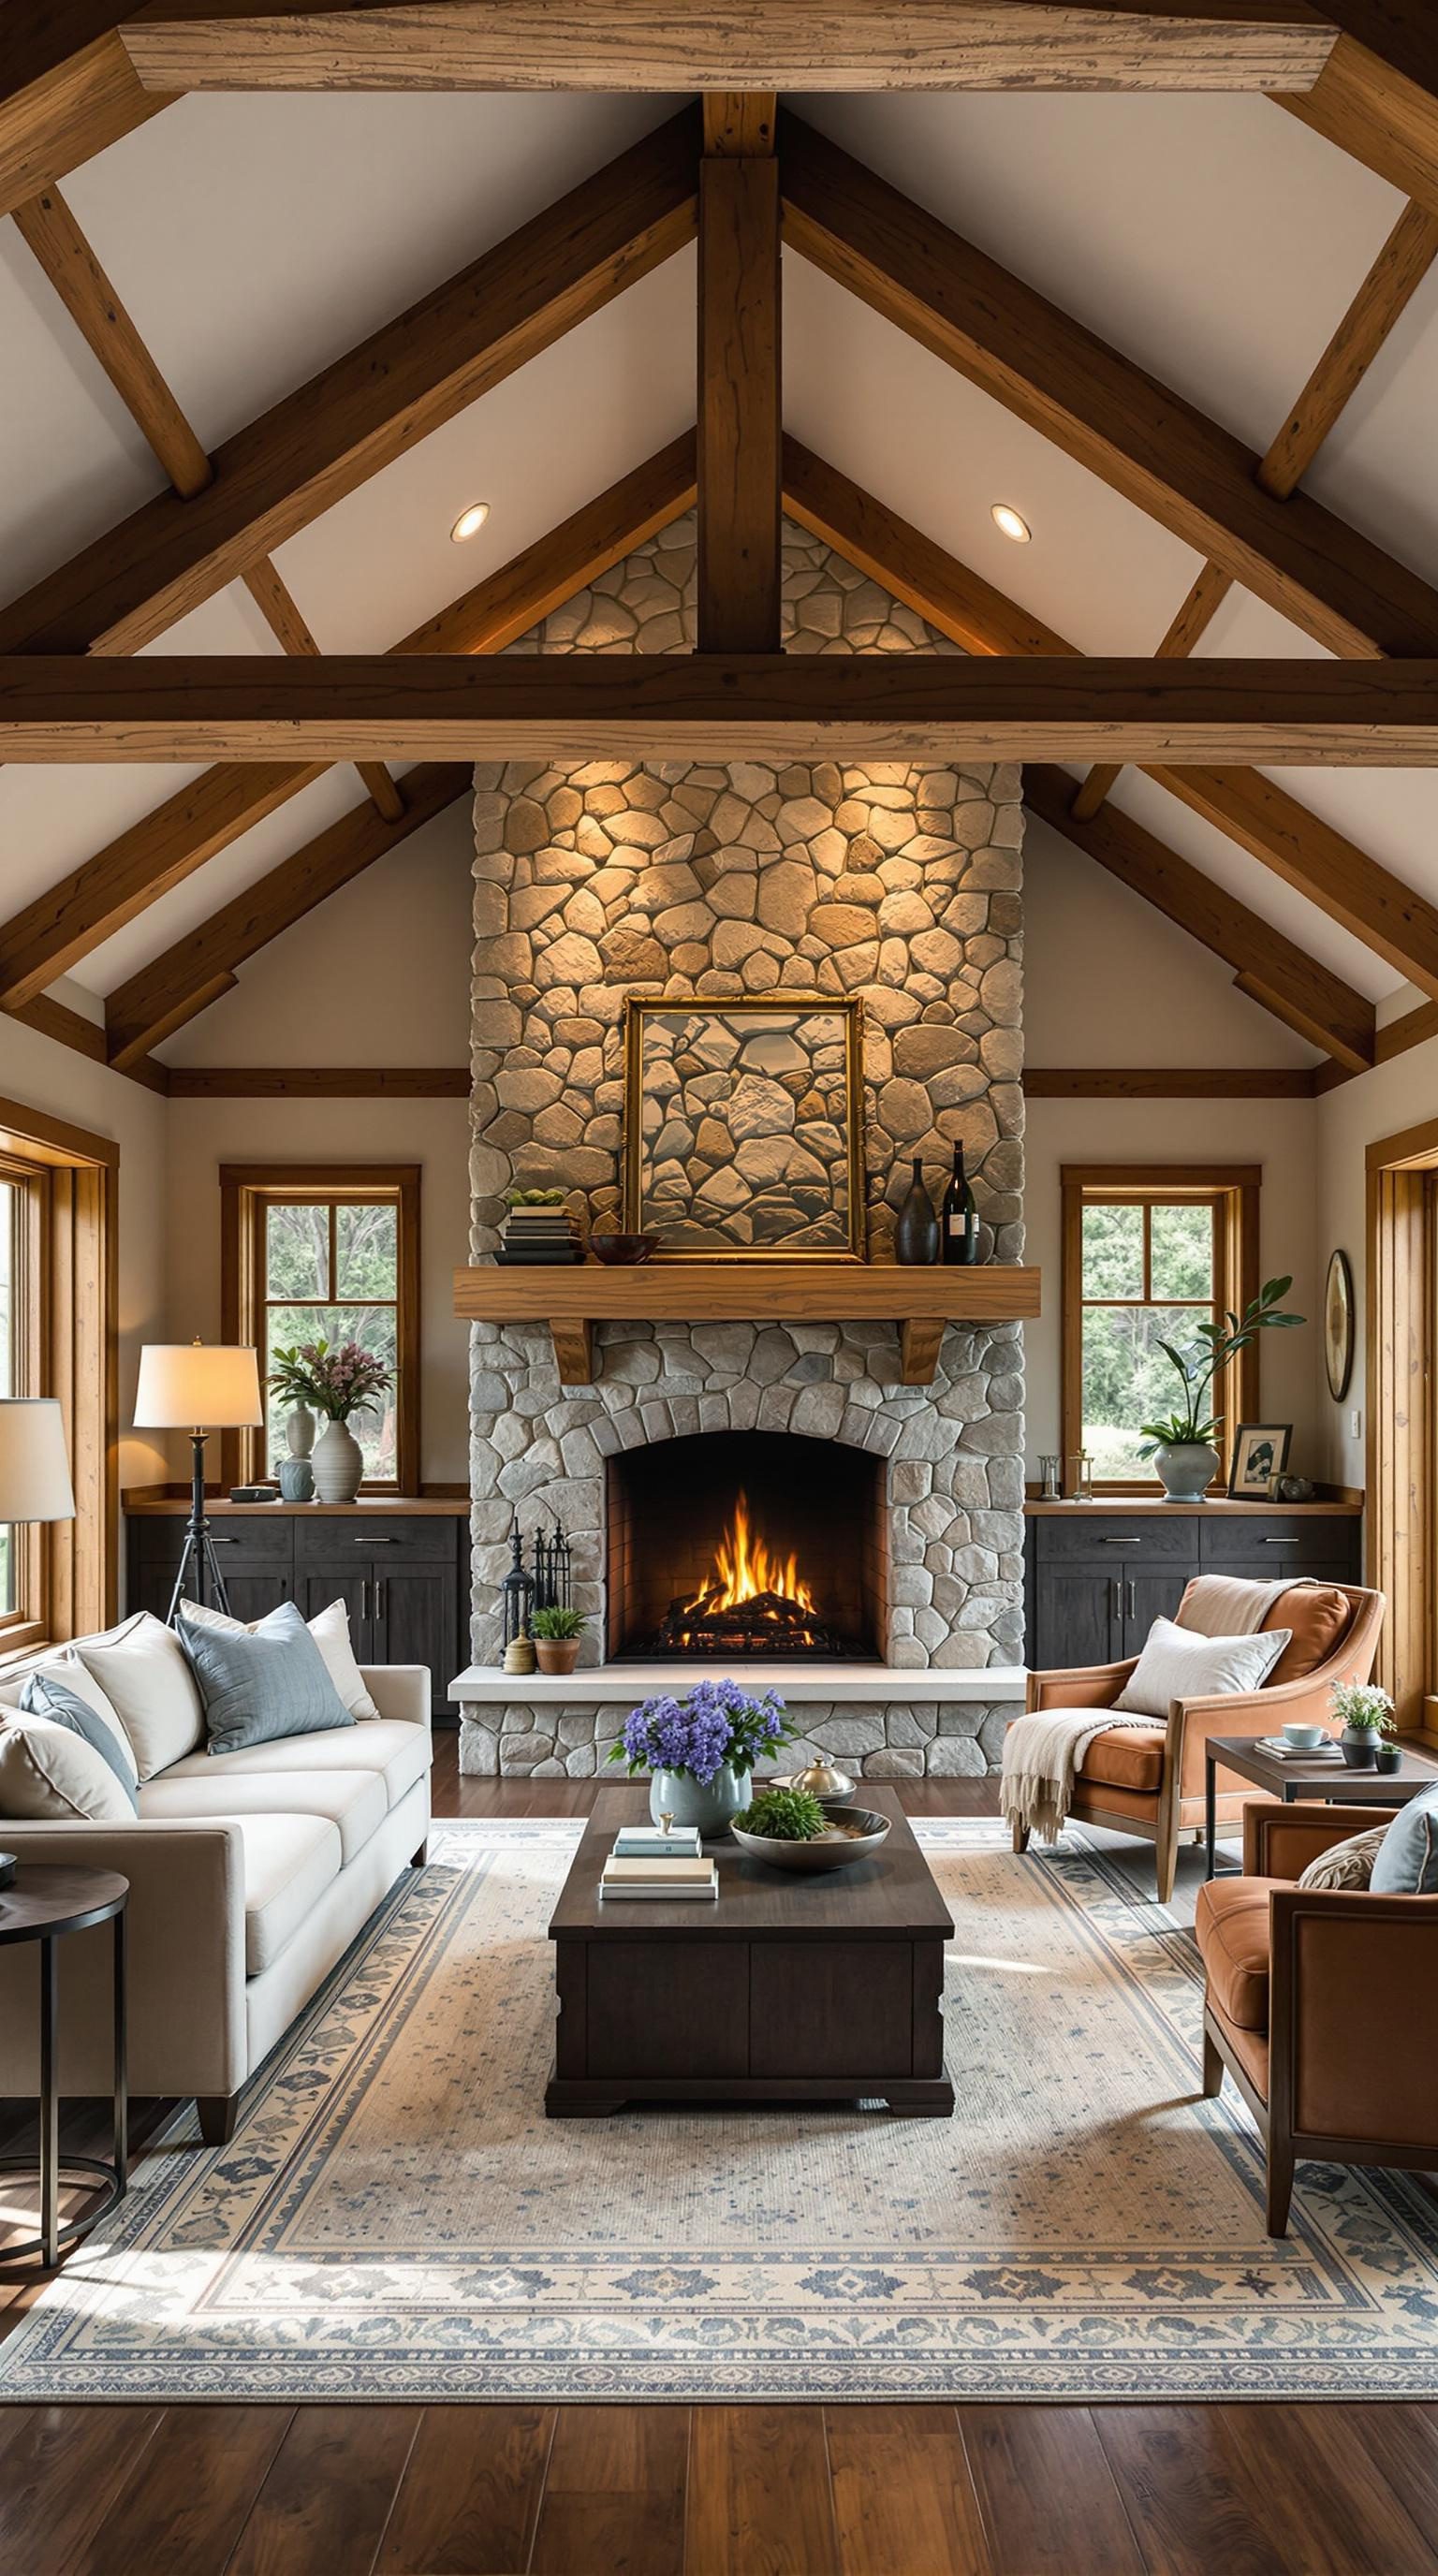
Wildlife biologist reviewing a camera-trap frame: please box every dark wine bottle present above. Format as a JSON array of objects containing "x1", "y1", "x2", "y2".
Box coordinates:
[
  {"x1": 894, "y1": 1158, "x2": 939, "y2": 1266},
  {"x1": 941, "y1": 1145, "x2": 977, "y2": 1266}
]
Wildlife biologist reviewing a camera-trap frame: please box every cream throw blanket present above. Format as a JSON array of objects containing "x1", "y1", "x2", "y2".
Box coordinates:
[{"x1": 1002, "y1": 1573, "x2": 1297, "y2": 1846}]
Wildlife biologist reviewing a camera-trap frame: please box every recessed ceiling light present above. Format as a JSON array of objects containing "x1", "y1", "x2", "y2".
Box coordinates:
[
  {"x1": 990, "y1": 503, "x2": 1032, "y2": 544},
  {"x1": 450, "y1": 502, "x2": 491, "y2": 542}
]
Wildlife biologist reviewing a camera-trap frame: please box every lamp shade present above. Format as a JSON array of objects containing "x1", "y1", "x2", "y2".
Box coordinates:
[
  {"x1": 134, "y1": 1342, "x2": 263, "y2": 1431},
  {"x1": 0, "y1": 1398, "x2": 76, "y2": 1522}
]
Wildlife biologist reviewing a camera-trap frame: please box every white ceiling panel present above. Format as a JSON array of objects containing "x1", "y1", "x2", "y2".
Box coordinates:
[{"x1": 0, "y1": 761, "x2": 207, "y2": 925}]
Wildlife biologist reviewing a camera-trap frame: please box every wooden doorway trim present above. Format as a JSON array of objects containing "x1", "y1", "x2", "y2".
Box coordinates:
[{"x1": 1366, "y1": 1112, "x2": 1438, "y2": 1727}]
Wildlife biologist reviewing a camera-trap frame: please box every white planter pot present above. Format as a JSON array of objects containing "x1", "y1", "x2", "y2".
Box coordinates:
[
  {"x1": 312, "y1": 1419, "x2": 364, "y2": 1503},
  {"x1": 285, "y1": 1404, "x2": 315, "y2": 1460},
  {"x1": 1153, "y1": 1440, "x2": 1221, "y2": 1502}
]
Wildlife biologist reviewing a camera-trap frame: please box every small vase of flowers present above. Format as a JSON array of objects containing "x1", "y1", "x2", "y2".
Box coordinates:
[
  {"x1": 608, "y1": 1678, "x2": 798, "y2": 1834},
  {"x1": 1332, "y1": 1680, "x2": 1396, "y2": 1770},
  {"x1": 266, "y1": 1339, "x2": 394, "y2": 1503}
]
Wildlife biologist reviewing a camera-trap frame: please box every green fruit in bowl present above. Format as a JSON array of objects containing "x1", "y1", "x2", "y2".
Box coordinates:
[{"x1": 743, "y1": 1787, "x2": 825, "y2": 1842}]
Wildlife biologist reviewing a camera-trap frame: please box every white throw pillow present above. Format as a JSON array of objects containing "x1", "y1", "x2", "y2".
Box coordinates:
[
  {"x1": 180, "y1": 1594, "x2": 381, "y2": 1722},
  {"x1": 1298, "y1": 1822, "x2": 1388, "y2": 1893},
  {"x1": 0, "y1": 1711, "x2": 135, "y2": 1821},
  {"x1": 0, "y1": 1645, "x2": 138, "y2": 1793},
  {"x1": 1113, "y1": 1617, "x2": 1292, "y2": 1720},
  {"x1": 76, "y1": 1610, "x2": 205, "y2": 1782}
]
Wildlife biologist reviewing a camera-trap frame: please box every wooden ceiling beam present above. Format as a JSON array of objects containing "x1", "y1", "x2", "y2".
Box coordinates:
[
  {"x1": 779, "y1": 110, "x2": 1438, "y2": 661},
  {"x1": 782, "y1": 440, "x2": 1438, "y2": 1025},
  {"x1": 702, "y1": 94, "x2": 776, "y2": 155},
  {"x1": 0, "y1": 20, "x2": 172, "y2": 221},
  {"x1": 7, "y1": 652, "x2": 1438, "y2": 763},
  {"x1": 105, "y1": 761, "x2": 472, "y2": 1068},
  {"x1": 697, "y1": 116, "x2": 781, "y2": 653},
  {"x1": 0, "y1": 432, "x2": 696, "y2": 1010},
  {"x1": 1277, "y1": 36, "x2": 1438, "y2": 221},
  {"x1": 1071, "y1": 192, "x2": 1438, "y2": 819},
  {"x1": 115, "y1": 5, "x2": 1338, "y2": 95},
  {"x1": 238, "y1": 558, "x2": 404, "y2": 820},
  {"x1": 1299, "y1": 7, "x2": 1438, "y2": 116},
  {"x1": 1022, "y1": 763, "x2": 1375, "y2": 1069},
  {"x1": 0, "y1": 105, "x2": 699, "y2": 656}
]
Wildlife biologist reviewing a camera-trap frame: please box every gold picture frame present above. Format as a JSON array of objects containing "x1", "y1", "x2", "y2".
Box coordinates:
[{"x1": 621, "y1": 994, "x2": 866, "y2": 1261}]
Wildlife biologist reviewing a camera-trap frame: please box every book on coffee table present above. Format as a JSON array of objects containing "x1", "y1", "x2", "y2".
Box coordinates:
[
  {"x1": 612, "y1": 1824, "x2": 704, "y2": 1859},
  {"x1": 599, "y1": 1854, "x2": 718, "y2": 1901}
]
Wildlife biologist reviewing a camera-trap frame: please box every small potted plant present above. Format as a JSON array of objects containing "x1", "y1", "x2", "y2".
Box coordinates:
[
  {"x1": 607, "y1": 1677, "x2": 798, "y2": 1833},
  {"x1": 1137, "y1": 1276, "x2": 1305, "y2": 1501},
  {"x1": 1332, "y1": 1679, "x2": 1397, "y2": 1770},
  {"x1": 529, "y1": 1605, "x2": 587, "y2": 1676}
]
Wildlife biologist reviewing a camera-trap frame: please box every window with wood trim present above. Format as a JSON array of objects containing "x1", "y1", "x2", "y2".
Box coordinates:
[
  {"x1": 0, "y1": 1098, "x2": 117, "y2": 1650},
  {"x1": 222, "y1": 1167, "x2": 419, "y2": 1494},
  {"x1": 1061, "y1": 1166, "x2": 1260, "y2": 1494},
  {"x1": 1367, "y1": 1115, "x2": 1438, "y2": 1732}
]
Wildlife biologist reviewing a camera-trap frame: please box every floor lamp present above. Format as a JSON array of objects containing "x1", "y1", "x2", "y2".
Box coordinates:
[{"x1": 133, "y1": 1342, "x2": 263, "y2": 1621}]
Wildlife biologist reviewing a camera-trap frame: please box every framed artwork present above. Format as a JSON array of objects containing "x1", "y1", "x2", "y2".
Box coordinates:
[
  {"x1": 621, "y1": 994, "x2": 866, "y2": 1260},
  {"x1": 1325, "y1": 1249, "x2": 1355, "y2": 1402},
  {"x1": 1228, "y1": 1422, "x2": 1292, "y2": 1500}
]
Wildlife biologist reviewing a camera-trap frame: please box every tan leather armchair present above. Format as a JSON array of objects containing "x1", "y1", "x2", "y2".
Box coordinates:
[
  {"x1": 1015, "y1": 1582, "x2": 1385, "y2": 1902},
  {"x1": 1197, "y1": 1799, "x2": 1438, "y2": 2234}
]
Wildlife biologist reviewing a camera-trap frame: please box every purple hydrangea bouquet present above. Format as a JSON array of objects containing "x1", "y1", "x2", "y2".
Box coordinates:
[{"x1": 608, "y1": 1677, "x2": 797, "y2": 1833}]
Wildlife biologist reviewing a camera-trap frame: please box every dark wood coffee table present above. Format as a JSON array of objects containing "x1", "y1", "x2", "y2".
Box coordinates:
[
  {"x1": 545, "y1": 1785, "x2": 955, "y2": 2118},
  {"x1": 1204, "y1": 1733, "x2": 1438, "y2": 1879}
]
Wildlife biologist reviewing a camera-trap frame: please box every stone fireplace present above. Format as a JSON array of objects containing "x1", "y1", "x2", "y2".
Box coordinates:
[{"x1": 457, "y1": 511, "x2": 1027, "y2": 1779}]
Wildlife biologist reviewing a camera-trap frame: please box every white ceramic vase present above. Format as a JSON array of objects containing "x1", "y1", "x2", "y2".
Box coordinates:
[
  {"x1": 313, "y1": 1418, "x2": 363, "y2": 1503},
  {"x1": 285, "y1": 1403, "x2": 315, "y2": 1460},
  {"x1": 1153, "y1": 1440, "x2": 1220, "y2": 1502}
]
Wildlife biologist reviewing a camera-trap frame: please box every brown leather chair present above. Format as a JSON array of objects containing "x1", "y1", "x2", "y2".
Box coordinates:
[
  {"x1": 1196, "y1": 1799, "x2": 1438, "y2": 2233},
  {"x1": 1015, "y1": 1582, "x2": 1386, "y2": 1903}
]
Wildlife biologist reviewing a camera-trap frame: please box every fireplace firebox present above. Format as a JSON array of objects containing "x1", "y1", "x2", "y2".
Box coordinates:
[{"x1": 606, "y1": 1431, "x2": 887, "y2": 1662}]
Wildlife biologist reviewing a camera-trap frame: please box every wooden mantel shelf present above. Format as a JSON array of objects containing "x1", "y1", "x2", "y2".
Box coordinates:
[{"x1": 453, "y1": 1261, "x2": 1040, "y2": 1386}]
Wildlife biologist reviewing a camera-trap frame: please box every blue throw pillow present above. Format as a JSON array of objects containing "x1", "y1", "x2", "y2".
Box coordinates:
[
  {"x1": 20, "y1": 1672, "x2": 139, "y2": 1812},
  {"x1": 1370, "y1": 1784, "x2": 1438, "y2": 1896},
  {"x1": 176, "y1": 1599, "x2": 355, "y2": 1758}
]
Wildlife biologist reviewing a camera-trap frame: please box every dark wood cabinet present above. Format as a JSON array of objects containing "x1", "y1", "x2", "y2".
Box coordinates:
[
  {"x1": 1024, "y1": 1504, "x2": 1363, "y2": 1673},
  {"x1": 125, "y1": 1503, "x2": 468, "y2": 1720}
]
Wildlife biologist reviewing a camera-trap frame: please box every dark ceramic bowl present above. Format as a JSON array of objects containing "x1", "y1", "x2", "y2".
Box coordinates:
[
  {"x1": 731, "y1": 1808, "x2": 891, "y2": 1873},
  {"x1": 589, "y1": 1232, "x2": 658, "y2": 1266}
]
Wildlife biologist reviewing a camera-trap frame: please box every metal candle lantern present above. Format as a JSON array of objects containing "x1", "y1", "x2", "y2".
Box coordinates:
[
  {"x1": 500, "y1": 1524, "x2": 536, "y2": 1651},
  {"x1": 532, "y1": 1521, "x2": 572, "y2": 1615}
]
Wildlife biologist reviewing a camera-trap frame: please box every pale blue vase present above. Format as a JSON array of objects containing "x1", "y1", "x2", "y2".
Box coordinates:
[{"x1": 649, "y1": 1764, "x2": 752, "y2": 1836}]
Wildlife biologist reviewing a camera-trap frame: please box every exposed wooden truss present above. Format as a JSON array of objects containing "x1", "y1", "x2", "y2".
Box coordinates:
[
  {"x1": 0, "y1": 105, "x2": 699, "y2": 656},
  {"x1": 697, "y1": 103, "x2": 781, "y2": 652},
  {"x1": 0, "y1": 12, "x2": 171, "y2": 221},
  {"x1": 785, "y1": 440, "x2": 1438, "y2": 1009},
  {"x1": 112, "y1": 5, "x2": 1339, "y2": 95},
  {"x1": 106, "y1": 763, "x2": 473, "y2": 1068},
  {"x1": 779, "y1": 110, "x2": 1438, "y2": 662},
  {"x1": 1072, "y1": 194, "x2": 1438, "y2": 818},
  {"x1": 0, "y1": 435, "x2": 697, "y2": 1009},
  {"x1": 5, "y1": 654, "x2": 1438, "y2": 765}
]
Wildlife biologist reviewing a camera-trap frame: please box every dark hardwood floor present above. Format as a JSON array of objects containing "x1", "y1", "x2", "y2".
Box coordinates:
[{"x1": 0, "y1": 1735, "x2": 1434, "y2": 2574}]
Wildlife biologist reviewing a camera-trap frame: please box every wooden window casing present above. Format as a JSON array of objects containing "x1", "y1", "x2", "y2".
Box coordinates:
[
  {"x1": 221, "y1": 1165, "x2": 420, "y2": 1495},
  {"x1": 0, "y1": 1095, "x2": 118, "y2": 1653},
  {"x1": 1366, "y1": 1115, "x2": 1438, "y2": 1733},
  {"x1": 1061, "y1": 1164, "x2": 1261, "y2": 1497}
]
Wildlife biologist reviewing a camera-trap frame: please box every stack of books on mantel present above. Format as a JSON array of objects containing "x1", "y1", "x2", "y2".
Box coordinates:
[
  {"x1": 599, "y1": 1820, "x2": 718, "y2": 1901},
  {"x1": 496, "y1": 1206, "x2": 582, "y2": 1265}
]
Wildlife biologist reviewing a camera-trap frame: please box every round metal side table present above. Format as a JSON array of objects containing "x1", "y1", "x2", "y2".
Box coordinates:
[{"x1": 0, "y1": 1863, "x2": 128, "y2": 2268}]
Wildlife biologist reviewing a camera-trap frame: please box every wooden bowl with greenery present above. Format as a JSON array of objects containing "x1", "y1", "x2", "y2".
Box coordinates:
[{"x1": 731, "y1": 1787, "x2": 890, "y2": 1873}]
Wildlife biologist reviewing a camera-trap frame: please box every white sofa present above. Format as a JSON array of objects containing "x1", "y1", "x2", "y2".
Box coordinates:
[{"x1": 0, "y1": 1658, "x2": 432, "y2": 2144}]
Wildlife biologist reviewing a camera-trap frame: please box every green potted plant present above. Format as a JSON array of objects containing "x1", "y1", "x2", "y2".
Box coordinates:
[
  {"x1": 529, "y1": 1604, "x2": 587, "y2": 1676},
  {"x1": 1137, "y1": 1275, "x2": 1304, "y2": 1501},
  {"x1": 1332, "y1": 1680, "x2": 1396, "y2": 1771}
]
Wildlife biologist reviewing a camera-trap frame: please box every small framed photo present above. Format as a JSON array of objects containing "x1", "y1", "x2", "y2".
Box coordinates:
[{"x1": 1228, "y1": 1423, "x2": 1292, "y2": 1500}]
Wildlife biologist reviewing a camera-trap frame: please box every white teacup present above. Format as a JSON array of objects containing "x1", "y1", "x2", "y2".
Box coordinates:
[{"x1": 1281, "y1": 1721, "x2": 1326, "y2": 1750}]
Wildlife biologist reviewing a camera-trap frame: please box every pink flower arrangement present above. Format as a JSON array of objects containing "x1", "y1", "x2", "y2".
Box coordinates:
[{"x1": 267, "y1": 1338, "x2": 393, "y2": 1425}]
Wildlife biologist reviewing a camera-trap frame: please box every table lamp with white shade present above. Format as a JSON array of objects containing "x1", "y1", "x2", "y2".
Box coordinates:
[{"x1": 133, "y1": 1341, "x2": 262, "y2": 1620}]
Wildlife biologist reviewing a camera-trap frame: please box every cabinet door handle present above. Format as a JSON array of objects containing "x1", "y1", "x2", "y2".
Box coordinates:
[
  {"x1": 376, "y1": 1576, "x2": 386, "y2": 1622},
  {"x1": 360, "y1": 1579, "x2": 369, "y2": 1622},
  {"x1": 210, "y1": 1536, "x2": 236, "y2": 1546},
  {"x1": 1128, "y1": 1580, "x2": 1137, "y2": 1618},
  {"x1": 1260, "y1": 1537, "x2": 1300, "y2": 1545},
  {"x1": 369, "y1": 1536, "x2": 399, "y2": 1544},
  {"x1": 1111, "y1": 1575, "x2": 1120, "y2": 1623},
  {"x1": 1099, "y1": 1534, "x2": 1138, "y2": 1544}
]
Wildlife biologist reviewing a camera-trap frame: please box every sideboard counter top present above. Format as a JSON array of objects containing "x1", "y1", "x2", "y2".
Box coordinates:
[{"x1": 1024, "y1": 1498, "x2": 1361, "y2": 1516}]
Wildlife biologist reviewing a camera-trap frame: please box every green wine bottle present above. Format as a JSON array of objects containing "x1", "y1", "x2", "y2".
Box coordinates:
[{"x1": 941, "y1": 1145, "x2": 977, "y2": 1266}]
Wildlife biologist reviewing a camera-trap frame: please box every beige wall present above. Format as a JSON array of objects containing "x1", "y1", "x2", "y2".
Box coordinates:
[
  {"x1": 1021, "y1": 819, "x2": 1325, "y2": 1479},
  {"x1": 0, "y1": 1012, "x2": 171, "y2": 1490},
  {"x1": 1313, "y1": 1028, "x2": 1438, "y2": 1492}
]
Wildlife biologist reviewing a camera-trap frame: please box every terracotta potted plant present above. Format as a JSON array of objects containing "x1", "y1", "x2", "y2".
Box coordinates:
[{"x1": 530, "y1": 1605, "x2": 587, "y2": 1676}]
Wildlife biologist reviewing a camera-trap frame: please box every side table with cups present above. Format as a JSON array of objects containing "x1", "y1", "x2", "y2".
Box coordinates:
[{"x1": 0, "y1": 1862, "x2": 128, "y2": 2267}]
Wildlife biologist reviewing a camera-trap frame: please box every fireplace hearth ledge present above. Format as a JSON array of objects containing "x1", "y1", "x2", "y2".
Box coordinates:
[{"x1": 449, "y1": 1661, "x2": 1027, "y2": 1780}]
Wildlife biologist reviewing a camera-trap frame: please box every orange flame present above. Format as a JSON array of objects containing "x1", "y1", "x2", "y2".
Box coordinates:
[{"x1": 697, "y1": 1490, "x2": 814, "y2": 1617}]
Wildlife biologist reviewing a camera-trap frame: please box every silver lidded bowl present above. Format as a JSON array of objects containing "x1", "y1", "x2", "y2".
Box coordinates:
[
  {"x1": 731, "y1": 1807, "x2": 891, "y2": 1873},
  {"x1": 774, "y1": 1756, "x2": 856, "y2": 1804}
]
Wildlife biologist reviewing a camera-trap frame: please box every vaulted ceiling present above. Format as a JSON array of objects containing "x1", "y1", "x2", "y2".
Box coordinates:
[{"x1": 6, "y1": 42, "x2": 1438, "y2": 1086}]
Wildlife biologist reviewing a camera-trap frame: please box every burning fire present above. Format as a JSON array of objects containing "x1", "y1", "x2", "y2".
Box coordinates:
[{"x1": 695, "y1": 1490, "x2": 814, "y2": 1618}]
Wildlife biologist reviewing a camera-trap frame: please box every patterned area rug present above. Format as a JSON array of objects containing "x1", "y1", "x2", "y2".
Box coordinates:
[{"x1": 3, "y1": 1818, "x2": 1437, "y2": 2402}]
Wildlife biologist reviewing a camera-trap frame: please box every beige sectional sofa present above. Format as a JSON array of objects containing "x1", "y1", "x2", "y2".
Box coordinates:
[{"x1": 0, "y1": 1652, "x2": 432, "y2": 2144}]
